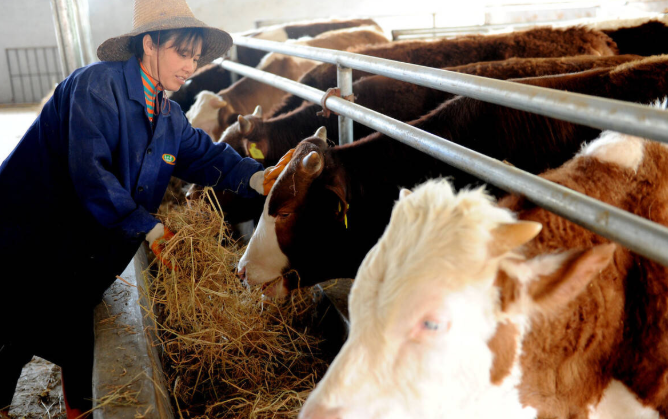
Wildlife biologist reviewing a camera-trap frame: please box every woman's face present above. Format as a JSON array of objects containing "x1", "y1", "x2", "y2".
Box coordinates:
[{"x1": 143, "y1": 35, "x2": 202, "y2": 92}]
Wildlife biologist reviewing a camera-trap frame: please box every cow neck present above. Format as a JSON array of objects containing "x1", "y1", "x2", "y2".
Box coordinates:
[
  {"x1": 326, "y1": 132, "x2": 449, "y2": 209},
  {"x1": 265, "y1": 103, "x2": 337, "y2": 164},
  {"x1": 495, "y1": 145, "x2": 668, "y2": 415},
  {"x1": 218, "y1": 86, "x2": 248, "y2": 116}
]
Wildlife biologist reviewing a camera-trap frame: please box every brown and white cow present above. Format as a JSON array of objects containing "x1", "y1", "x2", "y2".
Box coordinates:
[
  {"x1": 169, "y1": 18, "x2": 382, "y2": 112},
  {"x1": 269, "y1": 25, "x2": 617, "y2": 117},
  {"x1": 221, "y1": 54, "x2": 639, "y2": 166},
  {"x1": 186, "y1": 27, "x2": 389, "y2": 140},
  {"x1": 299, "y1": 118, "x2": 668, "y2": 419},
  {"x1": 237, "y1": 56, "x2": 668, "y2": 296}
]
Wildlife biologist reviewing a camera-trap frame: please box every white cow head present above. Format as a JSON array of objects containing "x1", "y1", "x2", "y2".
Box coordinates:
[
  {"x1": 185, "y1": 90, "x2": 230, "y2": 141},
  {"x1": 299, "y1": 179, "x2": 614, "y2": 419}
]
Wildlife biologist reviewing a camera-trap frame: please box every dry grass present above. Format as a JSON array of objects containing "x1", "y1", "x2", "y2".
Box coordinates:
[{"x1": 144, "y1": 188, "x2": 330, "y2": 418}]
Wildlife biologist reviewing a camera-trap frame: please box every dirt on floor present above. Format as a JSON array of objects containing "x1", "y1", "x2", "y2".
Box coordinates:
[{"x1": 8, "y1": 357, "x2": 66, "y2": 419}]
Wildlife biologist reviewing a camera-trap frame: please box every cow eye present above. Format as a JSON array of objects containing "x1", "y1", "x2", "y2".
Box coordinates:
[
  {"x1": 423, "y1": 320, "x2": 440, "y2": 331},
  {"x1": 278, "y1": 212, "x2": 291, "y2": 219}
]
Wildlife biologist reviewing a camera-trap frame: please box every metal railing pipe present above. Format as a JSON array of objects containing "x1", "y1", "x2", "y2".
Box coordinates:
[
  {"x1": 221, "y1": 59, "x2": 668, "y2": 267},
  {"x1": 336, "y1": 65, "x2": 354, "y2": 145},
  {"x1": 230, "y1": 36, "x2": 668, "y2": 145}
]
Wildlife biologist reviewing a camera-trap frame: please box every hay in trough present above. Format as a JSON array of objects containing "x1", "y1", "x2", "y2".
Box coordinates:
[{"x1": 144, "y1": 189, "x2": 330, "y2": 418}]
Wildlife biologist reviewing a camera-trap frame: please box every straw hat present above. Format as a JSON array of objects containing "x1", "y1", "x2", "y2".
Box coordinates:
[{"x1": 97, "y1": 0, "x2": 232, "y2": 66}]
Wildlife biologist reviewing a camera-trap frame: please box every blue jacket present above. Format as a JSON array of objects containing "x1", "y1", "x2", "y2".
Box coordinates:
[{"x1": 0, "y1": 57, "x2": 262, "y2": 306}]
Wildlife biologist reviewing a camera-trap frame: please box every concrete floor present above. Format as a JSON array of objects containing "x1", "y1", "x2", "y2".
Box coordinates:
[{"x1": 0, "y1": 104, "x2": 39, "y2": 164}]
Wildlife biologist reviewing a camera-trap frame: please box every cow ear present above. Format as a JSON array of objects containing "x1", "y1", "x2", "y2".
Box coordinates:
[
  {"x1": 209, "y1": 96, "x2": 227, "y2": 109},
  {"x1": 488, "y1": 221, "x2": 542, "y2": 258},
  {"x1": 238, "y1": 115, "x2": 252, "y2": 134},
  {"x1": 521, "y1": 243, "x2": 616, "y2": 316}
]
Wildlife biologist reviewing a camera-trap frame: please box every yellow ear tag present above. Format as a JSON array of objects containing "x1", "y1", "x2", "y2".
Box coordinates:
[
  {"x1": 338, "y1": 202, "x2": 349, "y2": 229},
  {"x1": 249, "y1": 143, "x2": 265, "y2": 160},
  {"x1": 345, "y1": 203, "x2": 349, "y2": 229}
]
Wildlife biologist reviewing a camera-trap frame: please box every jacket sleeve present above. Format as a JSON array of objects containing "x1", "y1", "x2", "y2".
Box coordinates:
[
  {"x1": 67, "y1": 82, "x2": 158, "y2": 241},
  {"x1": 173, "y1": 111, "x2": 264, "y2": 198}
]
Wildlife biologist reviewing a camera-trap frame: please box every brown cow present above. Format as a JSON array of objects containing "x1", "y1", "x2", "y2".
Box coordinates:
[
  {"x1": 169, "y1": 18, "x2": 382, "y2": 112},
  {"x1": 268, "y1": 25, "x2": 618, "y2": 116},
  {"x1": 237, "y1": 56, "x2": 668, "y2": 297},
  {"x1": 236, "y1": 18, "x2": 382, "y2": 68},
  {"x1": 594, "y1": 16, "x2": 668, "y2": 57},
  {"x1": 220, "y1": 54, "x2": 640, "y2": 167},
  {"x1": 298, "y1": 120, "x2": 668, "y2": 419},
  {"x1": 186, "y1": 26, "x2": 389, "y2": 140}
]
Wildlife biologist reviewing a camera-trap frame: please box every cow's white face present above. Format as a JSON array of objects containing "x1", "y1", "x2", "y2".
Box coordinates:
[
  {"x1": 238, "y1": 185, "x2": 290, "y2": 291},
  {"x1": 299, "y1": 180, "x2": 614, "y2": 419},
  {"x1": 186, "y1": 90, "x2": 228, "y2": 140}
]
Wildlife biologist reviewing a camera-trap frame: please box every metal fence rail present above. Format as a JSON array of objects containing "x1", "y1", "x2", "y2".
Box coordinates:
[
  {"x1": 231, "y1": 36, "x2": 668, "y2": 146},
  {"x1": 6, "y1": 46, "x2": 61, "y2": 104},
  {"x1": 222, "y1": 41, "x2": 668, "y2": 268}
]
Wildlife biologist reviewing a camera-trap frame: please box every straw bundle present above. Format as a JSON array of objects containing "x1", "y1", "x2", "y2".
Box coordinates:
[{"x1": 144, "y1": 190, "x2": 330, "y2": 418}]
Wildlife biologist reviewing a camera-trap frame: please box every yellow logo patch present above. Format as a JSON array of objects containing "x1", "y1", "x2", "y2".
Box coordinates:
[
  {"x1": 162, "y1": 154, "x2": 176, "y2": 165},
  {"x1": 249, "y1": 143, "x2": 265, "y2": 160}
]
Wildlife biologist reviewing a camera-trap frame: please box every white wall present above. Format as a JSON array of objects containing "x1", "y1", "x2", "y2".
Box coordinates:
[{"x1": 0, "y1": 0, "x2": 58, "y2": 104}]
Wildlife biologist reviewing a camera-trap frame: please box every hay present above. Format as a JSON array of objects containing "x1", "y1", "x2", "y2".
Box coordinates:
[{"x1": 144, "y1": 188, "x2": 329, "y2": 418}]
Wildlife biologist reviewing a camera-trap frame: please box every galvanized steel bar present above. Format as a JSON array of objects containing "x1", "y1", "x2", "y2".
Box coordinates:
[
  {"x1": 221, "y1": 59, "x2": 668, "y2": 267},
  {"x1": 50, "y1": 0, "x2": 94, "y2": 76},
  {"x1": 337, "y1": 65, "x2": 354, "y2": 145},
  {"x1": 231, "y1": 36, "x2": 668, "y2": 145}
]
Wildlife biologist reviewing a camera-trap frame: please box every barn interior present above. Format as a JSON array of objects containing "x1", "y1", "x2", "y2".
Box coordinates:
[{"x1": 2, "y1": 0, "x2": 668, "y2": 418}]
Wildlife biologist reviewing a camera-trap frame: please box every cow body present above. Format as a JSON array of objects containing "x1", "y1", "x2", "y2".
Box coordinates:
[
  {"x1": 186, "y1": 27, "x2": 389, "y2": 140},
  {"x1": 269, "y1": 26, "x2": 618, "y2": 116},
  {"x1": 169, "y1": 18, "x2": 381, "y2": 112},
  {"x1": 299, "y1": 119, "x2": 668, "y2": 418},
  {"x1": 236, "y1": 18, "x2": 383, "y2": 68},
  {"x1": 595, "y1": 17, "x2": 668, "y2": 57},
  {"x1": 222, "y1": 54, "x2": 639, "y2": 166},
  {"x1": 238, "y1": 56, "x2": 668, "y2": 295}
]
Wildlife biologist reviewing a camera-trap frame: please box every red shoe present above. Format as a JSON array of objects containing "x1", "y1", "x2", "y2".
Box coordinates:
[
  {"x1": 65, "y1": 407, "x2": 85, "y2": 419},
  {"x1": 62, "y1": 376, "x2": 88, "y2": 419}
]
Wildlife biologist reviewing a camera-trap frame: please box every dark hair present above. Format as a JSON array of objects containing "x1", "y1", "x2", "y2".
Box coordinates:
[{"x1": 130, "y1": 27, "x2": 206, "y2": 59}]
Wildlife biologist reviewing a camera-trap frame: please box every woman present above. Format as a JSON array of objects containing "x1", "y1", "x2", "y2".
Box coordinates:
[{"x1": 0, "y1": 0, "x2": 265, "y2": 417}]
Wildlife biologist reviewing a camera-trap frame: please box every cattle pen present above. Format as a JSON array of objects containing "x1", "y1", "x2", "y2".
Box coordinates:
[{"x1": 220, "y1": 36, "x2": 668, "y2": 268}]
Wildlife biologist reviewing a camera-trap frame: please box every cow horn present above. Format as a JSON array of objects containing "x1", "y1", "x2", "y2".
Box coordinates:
[
  {"x1": 314, "y1": 127, "x2": 327, "y2": 141},
  {"x1": 399, "y1": 188, "x2": 412, "y2": 200},
  {"x1": 253, "y1": 105, "x2": 263, "y2": 117},
  {"x1": 489, "y1": 221, "x2": 543, "y2": 257},
  {"x1": 302, "y1": 151, "x2": 322, "y2": 174},
  {"x1": 238, "y1": 115, "x2": 252, "y2": 134}
]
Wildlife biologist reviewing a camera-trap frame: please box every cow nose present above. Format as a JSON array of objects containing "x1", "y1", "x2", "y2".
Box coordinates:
[
  {"x1": 237, "y1": 266, "x2": 247, "y2": 282},
  {"x1": 299, "y1": 405, "x2": 342, "y2": 419}
]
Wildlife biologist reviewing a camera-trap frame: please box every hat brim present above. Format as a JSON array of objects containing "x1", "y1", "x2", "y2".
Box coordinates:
[{"x1": 97, "y1": 16, "x2": 232, "y2": 67}]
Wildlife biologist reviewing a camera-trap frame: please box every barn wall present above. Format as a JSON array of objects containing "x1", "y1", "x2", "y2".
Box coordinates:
[{"x1": 0, "y1": 0, "x2": 58, "y2": 104}]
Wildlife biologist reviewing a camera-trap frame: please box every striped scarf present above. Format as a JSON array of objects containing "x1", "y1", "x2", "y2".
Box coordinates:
[{"x1": 138, "y1": 60, "x2": 163, "y2": 123}]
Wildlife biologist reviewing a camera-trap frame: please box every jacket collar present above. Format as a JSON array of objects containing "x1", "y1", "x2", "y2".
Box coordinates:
[{"x1": 124, "y1": 57, "x2": 147, "y2": 107}]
